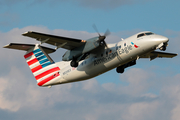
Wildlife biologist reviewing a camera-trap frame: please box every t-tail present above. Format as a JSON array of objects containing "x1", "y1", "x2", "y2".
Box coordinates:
[{"x1": 4, "y1": 43, "x2": 60, "y2": 87}]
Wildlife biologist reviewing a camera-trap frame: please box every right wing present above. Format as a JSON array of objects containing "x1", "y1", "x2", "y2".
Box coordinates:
[
  {"x1": 22, "y1": 31, "x2": 86, "y2": 50},
  {"x1": 140, "y1": 51, "x2": 178, "y2": 60}
]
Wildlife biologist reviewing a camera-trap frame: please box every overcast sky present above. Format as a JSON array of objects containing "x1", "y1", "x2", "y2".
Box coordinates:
[{"x1": 0, "y1": 0, "x2": 180, "y2": 120}]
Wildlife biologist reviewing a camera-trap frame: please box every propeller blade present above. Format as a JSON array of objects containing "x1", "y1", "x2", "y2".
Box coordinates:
[
  {"x1": 104, "y1": 29, "x2": 110, "y2": 36},
  {"x1": 92, "y1": 24, "x2": 110, "y2": 48},
  {"x1": 102, "y1": 40, "x2": 108, "y2": 48},
  {"x1": 103, "y1": 29, "x2": 110, "y2": 48},
  {"x1": 92, "y1": 24, "x2": 100, "y2": 36}
]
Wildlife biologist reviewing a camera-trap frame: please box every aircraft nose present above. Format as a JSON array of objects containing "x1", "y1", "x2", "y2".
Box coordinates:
[
  {"x1": 160, "y1": 36, "x2": 169, "y2": 43},
  {"x1": 154, "y1": 35, "x2": 169, "y2": 43}
]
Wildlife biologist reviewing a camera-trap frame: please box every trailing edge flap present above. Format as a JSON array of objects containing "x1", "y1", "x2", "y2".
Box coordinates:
[
  {"x1": 140, "y1": 51, "x2": 178, "y2": 61},
  {"x1": 22, "y1": 31, "x2": 86, "y2": 50},
  {"x1": 3, "y1": 43, "x2": 56, "y2": 54}
]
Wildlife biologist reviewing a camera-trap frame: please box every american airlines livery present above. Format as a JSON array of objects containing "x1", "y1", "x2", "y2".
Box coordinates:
[{"x1": 4, "y1": 30, "x2": 177, "y2": 88}]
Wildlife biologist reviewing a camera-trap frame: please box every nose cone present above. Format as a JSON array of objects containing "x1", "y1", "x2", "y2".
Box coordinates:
[
  {"x1": 159, "y1": 36, "x2": 169, "y2": 43},
  {"x1": 153, "y1": 35, "x2": 169, "y2": 43}
]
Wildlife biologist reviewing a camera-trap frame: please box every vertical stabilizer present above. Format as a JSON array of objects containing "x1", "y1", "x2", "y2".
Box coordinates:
[{"x1": 24, "y1": 44, "x2": 60, "y2": 86}]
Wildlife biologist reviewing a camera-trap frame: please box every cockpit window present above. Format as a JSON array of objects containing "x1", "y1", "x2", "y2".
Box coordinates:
[
  {"x1": 137, "y1": 33, "x2": 145, "y2": 38},
  {"x1": 145, "y1": 32, "x2": 154, "y2": 35},
  {"x1": 137, "y1": 32, "x2": 154, "y2": 38}
]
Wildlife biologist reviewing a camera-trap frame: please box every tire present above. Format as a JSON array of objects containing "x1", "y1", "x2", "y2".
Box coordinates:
[
  {"x1": 116, "y1": 66, "x2": 124, "y2": 73},
  {"x1": 70, "y1": 60, "x2": 78, "y2": 67}
]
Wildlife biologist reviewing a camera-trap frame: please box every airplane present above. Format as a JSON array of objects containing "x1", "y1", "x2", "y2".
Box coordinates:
[{"x1": 4, "y1": 30, "x2": 177, "y2": 88}]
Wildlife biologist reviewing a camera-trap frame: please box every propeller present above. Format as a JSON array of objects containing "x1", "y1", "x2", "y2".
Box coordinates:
[{"x1": 92, "y1": 24, "x2": 110, "y2": 48}]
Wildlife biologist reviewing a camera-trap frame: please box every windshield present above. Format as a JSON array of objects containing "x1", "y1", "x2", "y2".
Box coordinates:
[
  {"x1": 137, "y1": 32, "x2": 154, "y2": 38},
  {"x1": 137, "y1": 33, "x2": 145, "y2": 38},
  {"x1": 145, "y1": 32, "x2": 154, "y2": 35}
]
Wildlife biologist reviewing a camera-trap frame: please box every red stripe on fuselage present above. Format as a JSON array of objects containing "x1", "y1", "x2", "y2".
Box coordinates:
[
  {"x1": 37, "y1": 72, "x2": 60, "y2": 86},
  {"x1": 27, "y1": 58, "x2": 38, "y2": 66},
  {"x1": 24, "y1": 52, "x2": 34, "y2": 59},
  {"x1": 35, "y1": 67, "x2": 60, "y2": 80},
  {"x1": 134, "y1": 45, "x2": 138, "y2": 48},
  {"x1": 31, "y1": 65, "x2": 43, "y2": 73}
]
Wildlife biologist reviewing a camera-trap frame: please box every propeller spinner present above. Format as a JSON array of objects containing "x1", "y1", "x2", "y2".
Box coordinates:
[{"x1": 92, "y1": 24, "x2": 110, "y2": 48}]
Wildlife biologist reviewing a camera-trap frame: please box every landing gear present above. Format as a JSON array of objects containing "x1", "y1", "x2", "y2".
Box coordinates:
[
  {"x1": 116, "y1": 66, "x2": 124, "y2": 73},
  {"x1": 116, "y1": 60, "x2": 137, "y2": 74},
  {"x1": 70, "y1": 60, "x2": 78, "y2": 67},
  {"x1": 159, "y1": 43, "x2": 167, "y2": 51},
  {"x1": 159, "y1": 46, "x2": 166, "y2": 51}
]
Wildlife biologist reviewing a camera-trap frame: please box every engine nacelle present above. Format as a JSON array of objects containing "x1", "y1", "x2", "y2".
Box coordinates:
[{"x1": 62, "y1": 37, "x2": 100, "y2": 61}]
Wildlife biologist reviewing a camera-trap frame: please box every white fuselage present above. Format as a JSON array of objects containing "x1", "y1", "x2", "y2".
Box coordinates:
[{"x1": 43, "y1": 32, "x2": 169, "y2": 86}]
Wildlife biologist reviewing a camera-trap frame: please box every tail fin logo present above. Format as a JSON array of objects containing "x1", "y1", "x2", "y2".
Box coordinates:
[
  {"x1": 24, "y1": 46, "x2": 60, "y2": 86},
  {"x1": 24, "y1": 48, "x2": 53, "y2": 70}
]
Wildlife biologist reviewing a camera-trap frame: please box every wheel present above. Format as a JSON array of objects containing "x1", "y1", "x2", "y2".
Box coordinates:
[
  {"x1": 162, "y1": 46, "x2": 166, "y2": 51},
  {"x1": 116, "y1": 66, "x2": 124, "y2": 73},
  {"x1": 70, "y1": 60, "x2": 78, "y2": 67},
  {"x1": 160, "y1": 46, "x2": 166, "y2": 51}
]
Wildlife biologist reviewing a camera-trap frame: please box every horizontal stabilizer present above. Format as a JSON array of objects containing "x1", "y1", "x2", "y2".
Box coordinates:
[
  {"x1": 3, "y1": 43, "x2": 56, "y2": 54},
  {"x1": 140, "y1": 51, "x2": 178, "y2": 61}
]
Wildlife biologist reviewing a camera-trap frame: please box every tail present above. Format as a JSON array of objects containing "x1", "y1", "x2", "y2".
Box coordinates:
[{"x1": 4, "y1": 43, "x2": 60, "y2": 87}]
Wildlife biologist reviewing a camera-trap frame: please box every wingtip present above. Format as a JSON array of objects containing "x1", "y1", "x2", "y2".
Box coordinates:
[
  {"x1": 22, "y1": 31, "x2": 33, "y2": 36},
  {"x1": 3, "y1": 44, "x2": 11, "y2": 48}
]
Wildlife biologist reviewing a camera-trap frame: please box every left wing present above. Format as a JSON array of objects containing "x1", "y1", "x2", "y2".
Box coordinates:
[
  {"x1": 140, "y1": 51, "x2": 178, "y2": 61},
  {"x1": 22, "y1": 31, "x2": 86, "y2": 50}
]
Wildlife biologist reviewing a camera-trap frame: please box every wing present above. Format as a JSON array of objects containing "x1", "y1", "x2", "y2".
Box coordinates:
[
  {"x1": 22, "y1": 31, "x2": 86, "y2": 50},
  {"x1": 140, "y1": 51, "x2": 178, "y2": 61},
  {"x1": 3, "y1": 43, "x2": 56, "y2": 54}
]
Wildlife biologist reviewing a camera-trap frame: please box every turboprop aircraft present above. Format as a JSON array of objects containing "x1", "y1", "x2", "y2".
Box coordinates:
[{"x1": 4, "y1": 30, "x2": 177, "y2": 87}]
